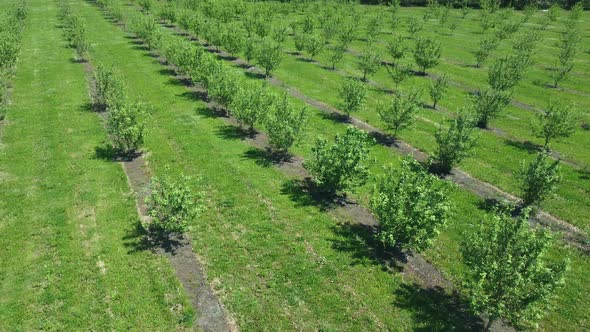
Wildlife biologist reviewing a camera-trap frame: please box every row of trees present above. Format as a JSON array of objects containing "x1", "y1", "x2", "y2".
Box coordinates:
[
  {"x1": 58, "y1": 0, "x2": 90, "y2": 61},
  {"x1": 124, "y1": 8, "x2": 310, "y2": 159},
  {"x1": 0, "y1": 0, "x2": 26, "y2": 122},
  {"x1": 106, "y1": 0, "x2": 574, "y2": 329}
]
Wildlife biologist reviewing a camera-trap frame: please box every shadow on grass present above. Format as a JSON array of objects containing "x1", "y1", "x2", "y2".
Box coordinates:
[
  {"x1": 505, "y1": 139, "x2": 542, "y2": 154},
  {"x1": 216, "y1": 124, "x2": 250, "y2": 141},
  {"x1": 122, "y1": 221, "x2": 185, "y2": 255},
  {"x1": 93, "y1": 144, "x2": 141, "y2": 162},
  {"x1": 242, "y1": 147, "x2": 291, "y2": 168},
  {"x1": 244, "y1": 71, "x2": 266, "y2": 80},
  {"x1": 394, "y1": 283, "x2": 483, "y2": 331},
  {"x1": 194, "y1": 104, "x2": 226, "y2": 118},
  {"x1": 180, "y1": 90, "x2": 208, "y2": 103},
  {"x1": 280, "y1": 178, "x2": 348, "y2": 211},
  {"x1": 330, "y1": 223, "x2": 484, "y2": 330},
  {"x1": 320, "y1": 111, "x2": 350, "y2": 124}
]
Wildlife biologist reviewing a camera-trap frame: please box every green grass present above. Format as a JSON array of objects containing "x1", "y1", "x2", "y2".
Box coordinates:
[
  {"x1": 79, "y1": 0, "x2": 590, "y2": 330},
  {"x1": 0, "y1": 0, "x2": 192, "y2": 329}
]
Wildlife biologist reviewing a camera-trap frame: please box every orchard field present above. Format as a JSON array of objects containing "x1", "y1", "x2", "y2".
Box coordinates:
[{"x1": 0, "y1": 0, "x2": 589, "y2": 330}]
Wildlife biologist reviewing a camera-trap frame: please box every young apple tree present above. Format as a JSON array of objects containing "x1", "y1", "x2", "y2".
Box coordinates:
[
  {"x1": 385, "y1": 34, "x2": 407, "y2": 65},
  {"x1": 231, "y1": 80, "x2": 270, "y2": 134},
  {"x1": 533, "y1": 100, "x2": 579, "y2": 148},
  {"x1": 472, "y1": 87, "x2": 512, "y2": 128},
  {"x1": 377, "y1": 89, "x2": 421, "y2": 138},
  {"x1": 461, "y1": 206, "x2": 568, "y2": 331},
  {"x1": 413, "y1": 36, "x2": 442, "y2": 75},
  {"x1": 385, "y1": 63, "x2": 411, "y2": 88},
  {"x1": 519, "y1": 152, "x2": 561, "y2": 208},
  {"x1": 255, "y1": 37, "x2": 283, "y2": 77},
  {"x1": 106, "y1": 101, "x2": 149, "y2": 156},
  {"x1": 371, "y1": 157, "x2": 453, "y2": 252},
  {"x1": 264, "y1": 94, "x2": 309, "y2": 158},
  {"x1": 429, "y1": 74, "x2": 448, "y2": 109},
  {"x1": 431, "y1": 111, "x2": 477, "y2": 174},
  {"x1": 146, "y1": 171, "x2": 203, "y2": 234},
  {"x1": 356, "y1": 49, "x2": 381, "y2": 81},
  {"x1": 338, "y1": 78, "x2": 367, "y2": 119},
  {"x1": 303, "y1": 126, "x2": 371, "y2": 195}
]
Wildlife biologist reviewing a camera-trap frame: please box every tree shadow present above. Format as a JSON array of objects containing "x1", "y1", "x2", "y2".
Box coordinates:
[
  {"x1": 93, "y1": 144, "x2": 141, "y2": 162},
  {"x1": 242, "y1": 147, "x2": 281, "y2": 168},
  {"x1": 504, "y1": 139, "x2": 542, "y2": 154},
  {"x1": 320, "y1": 111, "x2": 350, "y2": 124},
  {"x1": 577, "y1": 168, "x2": 590, "y2": 180},
  {"x1": 244, "y1": 71, "x2": 266, "y2": 80},
  {"x1": 194, "y1": 104, "x2": 227, "y2": 119},
  {"x1": 368, "y1": 130, "x2": 397, "y2": 147},
  {"x1": 180, "y1": 89, "x2": 208, "y2": 102},
  {"x1": 394, "y1": 283, "x2": 484, "y2": 331},
  {"x1": 329, "y1": 222, "x2": 404, "y2": 272},
  {"x1": 477, "y1": 197, "x2": 504, "y2": 212},
  {"x1": 280, "y1": 178, "x2": 348, "y2": 211},
  {"x1": 216, "y1": 124, "x2": 250, "y2": 141},
  {"x1": 122, "y1": 220, "x2": 185, "y2": 255}
]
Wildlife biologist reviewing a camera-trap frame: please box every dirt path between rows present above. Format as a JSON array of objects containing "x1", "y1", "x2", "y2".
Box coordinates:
[
  {"x1": 170, "y1": 30, "x2": 589, "y2": 252},
  {"x1": 76, "y1": 34, "x2": 235, "y2": 331}
]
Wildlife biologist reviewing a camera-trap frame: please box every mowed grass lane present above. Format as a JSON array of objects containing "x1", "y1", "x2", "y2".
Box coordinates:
[
  {"x1": 82, "y1": 1, "x2": 590, "y2": 330},
  {"x1": 0, "y1": 0, "x2": 192, "y2": 329}
]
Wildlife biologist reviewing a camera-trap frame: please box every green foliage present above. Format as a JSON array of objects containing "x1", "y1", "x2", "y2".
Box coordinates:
[
  {"x1": 533, "y1": 100, "x2": 579, "y2": 148},
  {"x1": 131, "y1": 14, "x2": 162, "y2": 49},
  {"x1": 472, "y1": 87, "x2": 512, "y2": 128},
  {"x1": 487, "y1": 54, "x2": 532, "y2": 92},
  {"x1": 293, "y1": 30, "x2": 306, "y2": 54},
  {"x1": 473, "y1": 34, "x2": 498, "y2": 67},
  {"x1": 327, "y1": 42, "x2": 347, "y2": 70},
  {"x1": 0, "y1": 32, "x2": 20, "y2": 70},
  {"x1": 207, "y1": 68, "x2": 241, "y2": 112},
  {"x1": 94, "y1": 62, "x2": 127, "y2": 111},
  {"x1": 547, "y1": 3, "x2": 560, "y2": 21},
  {"x1": 304, "y1": 126, "x2": 371, "y2": 194},
  {"x1": 377, "y1": 89, "x2": 421, "y2": 137},
  {"x1": 407, "y1": 16, "x2": 424, "y2": 35},
  {"x1": 304, "y1": 33, "x2": 324, "y2": 60},
  {"x1": 222, "y1": 24, "x2": 245, "y2": 56},
  {"x1": 371, "y1": 157, "x2": 453, "y2": 252},
  {"x1": 365, "y1": 13, "x2": 384, "y2": 44},
  {"x1": 106, "y1": 101, "x2": 149, "y2": 155},
  {"x1": 338, "y1": 78, "x2": 367, "y2": 118},
  {"x1": 429, "y1": 74, "x2": 448, "y2": 109},
  {"x1": 518, "y1": 152, "x2": 562, "y2": 208},
  {"x1": 244, "y1": 36, "x2": 258, "y2": 63},
  {"x1": 384, "y1": 63, "x2": 410, "y2": 88},
  {"x1": 146, "y1": 171, "x2": 202, "y2": 234},
  {"x1": 231, "y1": 80, "x2": 270, "y2": 131},
  {"x1": 461, "y1": 206, "x2": 568, "y2": 330},
  {"x1": 158, "y1": 3, "x2": 177, "y2": 23},
  {"x1": 356, "y1": 48, "x2": 381, "y2": 81},
  {"x1": 552, "y1": 22, "x2": 580, "y2": 88},
  {"x1": 255, "y1": 37, "x2": 283, "y2": 76},
  {"x1": 431, "y1": 111, "x2": 477, "y2": 174},
  {"x1": 264, "y1": 94, "x2": 308, "y2": 156},
  {"x1": 138, "y1": 0, "x2": 152, "y2": 12},
  {"x1": 61, "y1": 9, "x2": 91, "y2": 60},
  {"x1": 385, "y1": 34, "x2": 406, "y2": 65},
  {"x1": 413, "y1": 36, "x2": 442, "y2": 74}
]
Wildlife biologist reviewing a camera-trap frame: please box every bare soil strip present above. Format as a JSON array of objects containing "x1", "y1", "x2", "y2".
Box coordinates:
[{"x1": 78, "y1": 52, "x2": 235, "y2": 332}]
